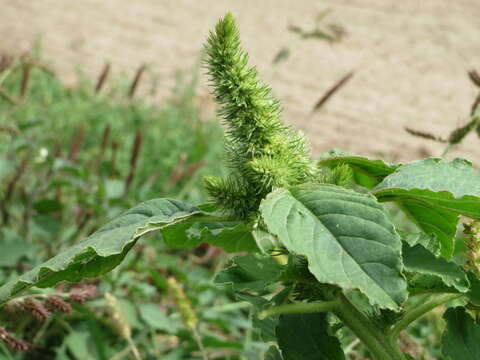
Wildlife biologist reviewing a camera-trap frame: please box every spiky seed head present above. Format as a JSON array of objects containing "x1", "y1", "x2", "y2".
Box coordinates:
[{"x1": 204, "y1": 13, "x2": 316, "y2": 218}]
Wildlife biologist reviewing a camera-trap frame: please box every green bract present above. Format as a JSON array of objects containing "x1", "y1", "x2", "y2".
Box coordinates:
[{"x1": 1, "y1": 12, "x2": 480, "y2": 360}]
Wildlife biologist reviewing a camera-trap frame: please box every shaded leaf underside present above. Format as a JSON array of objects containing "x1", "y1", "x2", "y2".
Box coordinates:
[
  {"x1": 402, "y1": 243, "x2": 469, "y2": 293},
  {"x1": 442, "y1": 307, "x2": 480, "y2": 360},
  {"x1": 277, "y1": 313, "x2": 345, "y2": 360},
  {"x1": 214, "y1": 254, "x2": 284, "y2": 291},
  {"x1": 318, "y1": 153, "x2": 399, "y2": 188}
]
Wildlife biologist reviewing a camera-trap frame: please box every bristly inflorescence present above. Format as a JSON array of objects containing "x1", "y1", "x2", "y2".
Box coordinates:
[{"x1": 204, "y1": 13, "x2": 316, "y2": 218}]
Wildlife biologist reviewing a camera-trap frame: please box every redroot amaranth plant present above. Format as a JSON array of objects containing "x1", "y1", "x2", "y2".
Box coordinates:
[{"x1": 1, "y1": 13, "x2": 480, "y2": 360}]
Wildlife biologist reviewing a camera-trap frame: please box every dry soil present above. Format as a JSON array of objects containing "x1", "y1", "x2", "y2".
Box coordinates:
[{"x1": 2, "y1": 0, "x2": 480, "y2": 162}]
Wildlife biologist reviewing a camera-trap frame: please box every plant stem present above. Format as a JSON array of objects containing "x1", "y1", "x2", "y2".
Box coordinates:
[
  {"x1": 258, "y1": 300, "x2": 341, "y2": 319},
  {"x1": 390, "y1": 293, "x2": 464, "y2": 339},
  {"x1": 441, "y1": 144, "x2": 453, "y2": 157},
  {"x1": 344, "y1": 338, "x2": 361, "y2": 354},
  {"x1": 333, "y1": 294, "x2": 406, "y2": 360},
  {"x1": 192, "y1": 327, "x2": 208, "y2": 360}
]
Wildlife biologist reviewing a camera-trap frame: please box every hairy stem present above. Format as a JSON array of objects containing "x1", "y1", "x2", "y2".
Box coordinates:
[
  {"x1": 258, "y1": 300, "x2": 341, "y2": 319},
  {"x1": 390, "y1": 293, "x2": 464, "y2": 339},
  {"x1": 333, "y1": 294, "x2": 406, "y2": 360}
]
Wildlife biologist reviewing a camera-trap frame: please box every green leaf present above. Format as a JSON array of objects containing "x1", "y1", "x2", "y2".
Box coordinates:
[
  {"x1": 0, "y1": 158, "x2": 13, "y2": 184},
  {"x1": 400, "y1": 203, "x2": 458, "y2": 258},
  {"x1": 0, "y1": 229, "x2": 39, "y2": 267},
  {"x1": 374, "y1": 158, "x2": 480, "y2": 202},
  {"x1": 442, "y1": 307, "x2": 480, "y2": 360},
  {"x1": 318, "y1": 151, "x2": 399, "y2": 188},
  {"x1": 215, "y1": 254, "x2": 284, "y2": 291},
  {"x1": 252, "y1": 228, "x2": 280, "y2": 253},
  {"x1": 260, "y1": 184, "x2": 407, "y2": 310},
  {"x1": 277, "y1": 313, "x2": 345, "y2": 360},
  {"x1": 237, "y1": 293, "x2": 278, "y2": 342},
  {"x1": 402, "y1": 243, "x2": 469, "y2": 293},
  {"x1": 161, "y1": 221, "x2": 258, "y2": 253},
  {"x1": 467, "y1": 272, "x2": 480, "y2": 306},
  {"x1": 65, "y1": 331, "x2": 94, "y2": 360},
  {"x1": 33, "y1": 199, "x2": 63, "y2": 214},
  {"x1": 264, "y1": 346, "x2": 283, "y2": 360},
  {"x1": 398, "y1": 230, "x2": 441, "y2": 256},
  {"x1": 0, "y1": 199, "x2": 225, "y2": 305},
  {"x1": 139, "y1": 303, "x2": 180, "y2": 333},
  {"x1": 237, "y1": 288, "x2": 291, "y2": 342},
  {"x1": 373, "y1": 158, "x2": 480, "y2": 257}
]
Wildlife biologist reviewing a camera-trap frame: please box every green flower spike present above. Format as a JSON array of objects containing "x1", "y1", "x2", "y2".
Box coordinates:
[{"x1": 204, "y1": 13, "x2": 316, "y2": 218}]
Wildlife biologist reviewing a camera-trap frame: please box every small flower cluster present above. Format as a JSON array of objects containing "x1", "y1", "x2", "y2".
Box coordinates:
[
  {"x1": 0, "y1": 327, "x2": 30, "y2": 352},
  {"x1": 464, "y1": 221, "x2": 480, "y2": 277},
  {"x1": 0, "y1": 283, "x2": 97, "y2": 352},
  {"x1": 167, "y1": 277, "x2": 197, "y2": 331}
]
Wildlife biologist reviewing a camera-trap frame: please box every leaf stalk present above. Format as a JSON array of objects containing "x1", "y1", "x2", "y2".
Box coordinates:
[
  {"x1": 390, "y1": 293, "x2": 464, "y2": 339},
  {"x1": 258, "y1": 299, "x2": 341, "y2": 319}
]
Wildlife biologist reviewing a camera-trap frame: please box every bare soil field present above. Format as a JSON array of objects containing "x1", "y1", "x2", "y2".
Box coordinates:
[{"x1": 2, "y1": 0, "x2": 480, "y2": 161}]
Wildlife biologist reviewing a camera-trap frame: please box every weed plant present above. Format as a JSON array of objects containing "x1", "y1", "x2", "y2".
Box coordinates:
[{"x1": 1, "y1": 14, "x2": 480, "y2": 360}]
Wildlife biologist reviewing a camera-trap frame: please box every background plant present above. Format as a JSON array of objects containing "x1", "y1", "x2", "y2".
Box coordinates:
[
  {"x1": 0, "y1": 53, "x2": 264, "y2": 359},
  {"x1": 1, "y1": 13, "x2": 480, "y2": 360}
]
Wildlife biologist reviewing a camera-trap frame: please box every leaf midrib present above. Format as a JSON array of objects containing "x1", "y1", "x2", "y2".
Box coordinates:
[{"x1": 288, "y1": 190, "x2": 399, "y2": 306}]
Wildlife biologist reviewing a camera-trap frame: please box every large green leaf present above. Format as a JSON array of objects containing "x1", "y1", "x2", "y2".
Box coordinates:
[
  {"x1": 318, "y1": 152, "x2": 399, "y2": 188},
  {"x1": 277, "y1": 313, "x2": 345, "y2": 360},
  {"x1": 0, "y1": 199, "x2": 234, "y2": 305},
  {"x1": 402, "y1": 243, "x2": 469, "y2": 293},
  {"x1": 442, "y1": 307, "x2": 480, "y2": 360},
  {"x1": 373, "y1": 158, "x2": 480, "y2": 257},
  {"x1": 260, "y1": 184, "x2": 407, "y2": 310}
]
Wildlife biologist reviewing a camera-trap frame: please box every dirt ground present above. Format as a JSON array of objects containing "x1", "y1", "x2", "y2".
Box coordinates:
[{"x1": 2, "y1": 0, "x2": 480, "y2": 162}]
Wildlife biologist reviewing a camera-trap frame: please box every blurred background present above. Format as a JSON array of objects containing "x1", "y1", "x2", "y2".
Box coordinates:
[
  {"x1": 3, "y1": 0, "x2": 480, "y2": 160},
  {"x1": 0, "y1": 1, "x2": 479, "y2": 359}
]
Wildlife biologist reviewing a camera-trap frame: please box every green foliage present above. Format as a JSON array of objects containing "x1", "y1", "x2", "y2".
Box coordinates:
[
  {"x1": 0, "y1": 199, "x2": 227, "y2": 305},
  {"x1": 318, "y1": 151, "x2": 399, "y2": 188},
  {"x1": 215, "y1": 254, "x2": 284, "y2": 291},
  {"x1": 260, "y1": 184, "x2": 407, "y2": 310},
  {"x1": 1, "y1": 12, "x2": 480, "y2": 360},
  {"x1": 402, "y1": 243, "x2": 469, "y2": 293},
  {"x1": 0, "y1": 54, "x2": 260, "y2": 359},
  {"x1": 373, "y1": 158, "x2": 480, "y2": 257},
  {"x1": 442, "y1": 307, "x2": 480, "y2": 359},
  {"x1": 277, "y1": 313, "x2": 345, "y2": 360}
]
